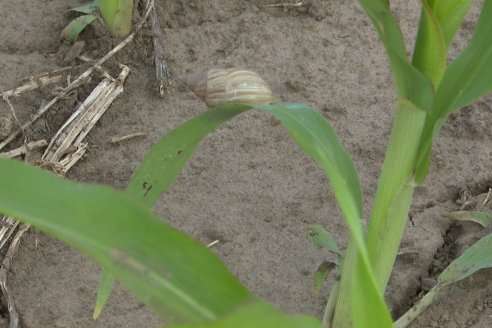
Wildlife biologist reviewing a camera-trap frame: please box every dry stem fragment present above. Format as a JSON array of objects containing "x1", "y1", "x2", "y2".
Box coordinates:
[
  {"x1": 110, "y1": 132, "x2": 147, "y2": 144},
  {"x1": 0, "y1": 0, "x2": 154, "y2": 152},
  {"x1": 0, "y1": 139, "x2": 48, "y2": 158}
]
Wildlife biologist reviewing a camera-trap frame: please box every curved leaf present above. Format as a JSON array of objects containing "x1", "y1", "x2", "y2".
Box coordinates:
[
  {"x1": 439, "y1": 233, "x2": 492, "y2": 284},
  {"x1": 356, "y1": 0, "x2": 434, "y2": 111},
  {"x1": 60, "y1": 15, "x2": 97, "y2": 43},
  {"x1": 166, "y1": 301, "x2": 322, "y2": 328},
  {"x1": 99, "y1": 101, "x2": 389, "y2": 326},
  {"x1": 415, "y1": 0, "x2": 492, "y2": 182},
  {"x1": 443, "y1": 211, "x2": 492, "y2": 228},
  {"x1": 312, "y1": 261, "x2": 337, "y2": 296},
  {"x1": 67, "y1": 1, "x2": 99, "y2": 15},
  {"x1": 98, "y1": 0, "x2": 133, "y2": 37},
  {"x1": 308, "y1": 225, "x2": 340, "y2": 255},
  {"x1": 412, "y1": 1, "x2": 447, "y2": 87},
  {"x1": 428, "y1": 0, "x2": 473, "y2": 46},
  {"x1": 126, "y1": 107, "x2": 249, "y2": 207},
  {"x1": 0, "y1": 157, "x2": 251, "y2": 323}
]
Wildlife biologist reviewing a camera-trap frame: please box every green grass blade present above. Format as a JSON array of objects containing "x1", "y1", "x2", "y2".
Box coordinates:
[
  {"x1": 352, "y1": 254, "x2": 393, "y2": 328},
  {"x1": 93, "y1": 269, "x2": 114, "y2": 319},
  {"x1": 256, "y1": 104, "x2": 364, "y2": 245},
  {"x1": 126, "y1": 107, "x2": 249, "y2": 207},
  {"x1": 412, "y1": 1, "x2": 447, "y2": 87},
  {"x1": 165, "y1": 301, "x2": 322, "y2": 328},
  {"x1": 356, "y1": 0, "x2": 434, "y2": 111},
  {"x1": 395, "y1": 232, "x2": 492, "y2": 328},
  {"x1": 95, "y1": 101, "x2": 388, "y2": 326},
  {"x1": 312, "y1": 261, "x2": 337, "y2": 296},
  {"x1": 95, "y1": 107, "x2": 251, "y2": 317},
  {"x1": 98, "y1": 0, "x2": 133, "y2": 37},
  {"x1": 254, "y1": 103, "x2": 392, "y2": 328},
  {"x1": 60, "y1": 15, "x2": 97, "y2": 42},
  {"x1": 67, "y1": 1, "x2": 99, "y2": 14},
  {"x1": 416, "y1": 0, "x2": 492, "y2": 182},
  {"x1": 0, "y1": 157, "x2": 251, "y2": 323},
  {"x1": 438, "y1": 233, "x2": 492, "y2": 285},
  {"x1": 428, "y1": 0, "x2": 473, "y2": 46},
  {"x1": 443, "y1": 211, "x2": 492, "y2": 228},
  {"x1": 308, "y1": 225, "x2": 340, "y2": 255}
]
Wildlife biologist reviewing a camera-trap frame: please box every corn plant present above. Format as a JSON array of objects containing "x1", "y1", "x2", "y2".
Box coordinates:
[
  {"x1": 61, "y1": 0, "x2": 133, "y2": 42},
  {"x1": 1, "y1": 0, "x2": 492, "y2": 327}
]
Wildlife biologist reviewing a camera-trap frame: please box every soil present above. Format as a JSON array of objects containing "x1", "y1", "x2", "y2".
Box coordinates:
[{"x1": 0, "y1": 0, "x2": 491, "y2": 327}]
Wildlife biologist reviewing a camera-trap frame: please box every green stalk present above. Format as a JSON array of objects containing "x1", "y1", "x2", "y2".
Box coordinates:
[
  {"x1": 393, "y1": 284, "x2": 444, "y2": 328},
  {"x1": 330, "y1": 100, "x2": 426, "y2": 327},
  {"x1": 322, "y1": 277, "x2": 340, "y2": 327},
  {"x1": 330, "y1": 241, "x2": 356, "y2": 327},
  {"x1": 98, "y1": 0, "x2": 134, "y2": 38},
  {"x1": 365, "y1": 99, "x2": 426, "y2": 291}
]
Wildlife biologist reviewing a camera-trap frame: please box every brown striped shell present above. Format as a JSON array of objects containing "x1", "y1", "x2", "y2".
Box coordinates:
[{"x1": 184, "y1": 68, "x2": 276, "y2": 107}]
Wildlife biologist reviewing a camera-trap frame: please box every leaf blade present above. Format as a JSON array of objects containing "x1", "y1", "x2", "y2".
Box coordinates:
[
  {"x1": 429, "y1": 0, "x2": 474, "y2": 46},
  {"x1": 412, "y1": 1, "x2": 447, "y2": 87},
  {"x1": 0, "y1": 158, "x2": 251, "y2": 323},
  {"x1": 166, "y1": 301, "x2": 322, "y2": 328},
  {"x1": 356, "y1": 0, "x2": 434, "y2": 110},
  {"x1": 416, "y1": 0, "x2": 492, "y2": 182},
  {"x1": 60, "y1": 15, "x2": 97, "y2": 42},
  {"x1": 308, "y1": 225, "x2": 340, "y2": 255},
  {"x1": 439, "y1": 233, "x2": 492, "y2": 285},
  {"x1": 443, "y1": 211, "x2": 492, "y2": 228}
]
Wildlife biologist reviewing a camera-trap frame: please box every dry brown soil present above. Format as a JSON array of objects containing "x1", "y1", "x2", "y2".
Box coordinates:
[{"x1": 0, "y1": 0, "x2": 491, "y2": 327}]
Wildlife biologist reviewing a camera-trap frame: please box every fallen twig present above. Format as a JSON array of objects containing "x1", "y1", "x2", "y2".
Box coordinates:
[
  {"x1": 0, "y1": 0, "x2": 154, "y2": 152},
  {"x1": 261, "y1": 1, "x2": 303, "y2": 9},
  {"x1": 1, "y1": 69, "x2": 69, "y2": 99},
  {"x1": 0, "y1": 224, "x2": 29, "y2": 328},
  {"x1": 206, "y1": 240, "x2": 220, "y2": 248},
  {"x1": 0, "y1": 140, "x2": 47, "y2": 158},
  {"x1": 43, "y1": 65, "x2": 130, "y2": 162},
  {"x1": 146, "y1": 0, "x2": 171, "y2": 97},
  {"x1": 0, "y1": 65, "x2": 130, "y2": 328},
  {"x1": 111, "y1": 132, "x2": 146, "y2": 144}
]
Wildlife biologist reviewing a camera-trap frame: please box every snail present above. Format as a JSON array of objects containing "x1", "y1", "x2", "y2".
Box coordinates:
[{"x1": 184, "y1": 68, "x2": 276, "y2": 107}]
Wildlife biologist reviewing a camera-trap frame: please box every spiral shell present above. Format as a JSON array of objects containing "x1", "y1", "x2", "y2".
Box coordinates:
[{"x1": 184, "y1": 68, "x2": 276, "y2": 107}]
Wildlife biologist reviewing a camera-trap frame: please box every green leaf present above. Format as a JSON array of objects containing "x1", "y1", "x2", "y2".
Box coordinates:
[
  {"x1": 412, "y1": 1, "x2": 447, "y2": 87},
  {"x1": 312, "y1": 261, "x2": 337, "y2": 296},
  {"x1": 394, "y1": 232, "x2": 492, "y2": 328},
  {"x1": 126, "y1": 107, "x2": 249, "y2": 207},
  {"x1": 97, "y1": 101, "x2": 387, "y2": 325},
  {"x1": 67, "y1": 1, "x2": 99, "y2": 14},
  {"x1": 0, "y1": 157, "x2": 251, "y2": 323},
  {"x1": 356, "y1": 0, "x2": 434, "y2": 111},
  {"x1": 60, "y1": 15, "x2": 97, "y2": 42},
  {"x1": 166, "y1": 301, "x2": 322, "y2": 328},
  {"x1": 255, "y1": 103, "x2": 365, "y2": 249},
  {"x1": 93, "y1": 269, "x2": 114, "y2": 319},
  {"x1": 95, "y1": 106, "x2": 251, "y2": 317},
  {"x1": 439, "y1": 233, "x2": 492, "y2": 285},
  {"x1": 352, "y1": 254, "x2": 394, "y2": 328},
  {"x1": 308, "y1": 225, "x2": 340, "y2": 255},
  {"x1": 416, "y1": 0, "x2": 492, "y2": 182},
  {"x1": 98, "y1": 0, "x2": 133, "y2": 37},
  {"x1": 443, "y1": 211, "x2": 492, "y2": 228},
  {"x1": 427, "y1": 0, "x2": 474, "y2": 46}
]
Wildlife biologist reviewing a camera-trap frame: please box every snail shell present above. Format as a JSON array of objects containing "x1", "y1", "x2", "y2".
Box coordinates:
[{"x1": 184, "y1": 68, "x2": 276, "y2": 107}]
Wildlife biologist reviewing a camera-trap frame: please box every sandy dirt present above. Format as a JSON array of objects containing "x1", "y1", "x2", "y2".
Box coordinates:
[{"x1": 0, "y1": 0, "x2": 491, "y2": 327}]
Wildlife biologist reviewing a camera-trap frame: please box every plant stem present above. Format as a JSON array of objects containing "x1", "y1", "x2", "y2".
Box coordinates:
[
  {"x1": 365, "y1": 100, "x2": 426, "y2": 291},
  {"x1": 394, "y1": 284, "x2": 444, "y2": 328},
  {"x1": 330, "y1": 100, "x2": 426, "y2": 327},
  {"x1": 330, "y1": 241, "x2": 356, "y2": 327},
  {"x1": 322, "y1": 276, "x2": 340, "y2": 327}
]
